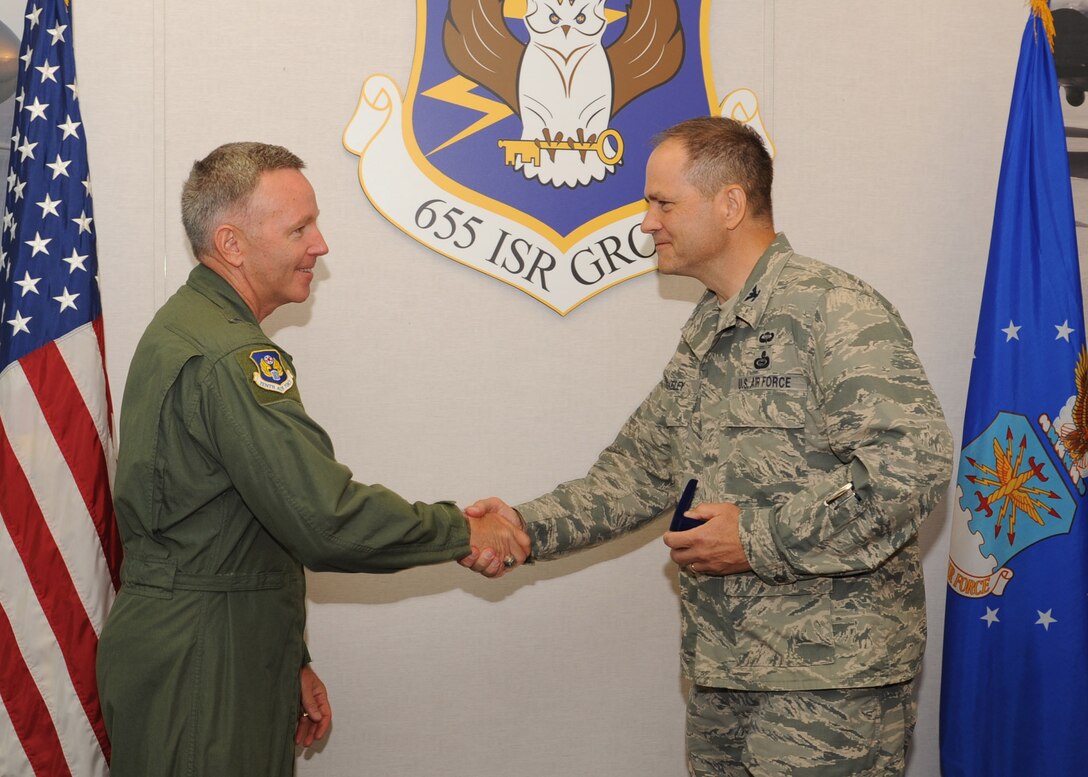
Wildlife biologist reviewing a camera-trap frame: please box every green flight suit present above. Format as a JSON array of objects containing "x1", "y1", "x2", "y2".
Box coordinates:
[{"x1": 97, "y1": 264, "x2": 470, "y2": 777}]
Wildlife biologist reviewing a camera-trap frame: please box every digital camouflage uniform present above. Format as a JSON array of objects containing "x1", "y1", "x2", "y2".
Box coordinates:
[
  {"x1": 517, "y1": 235, "x2": 952, "y2": 775},
  {"x1": 97, "y1": 264, "x2": 471, "y2": 777}
]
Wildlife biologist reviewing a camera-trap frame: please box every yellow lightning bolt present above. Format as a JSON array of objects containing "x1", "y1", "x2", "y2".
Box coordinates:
[{"x1": 422, "y1": 76, "x2": 513, "y2": 156}]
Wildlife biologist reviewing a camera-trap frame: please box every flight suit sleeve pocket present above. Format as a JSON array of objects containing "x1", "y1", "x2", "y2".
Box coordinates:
[{"x1": 120, "y1": 555, "x2": 177, "y2": 600}]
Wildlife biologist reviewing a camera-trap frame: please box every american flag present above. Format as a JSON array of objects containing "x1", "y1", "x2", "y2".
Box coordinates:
[{"x1": 0, "y1": 2, "x2": 122, "y2": 776}]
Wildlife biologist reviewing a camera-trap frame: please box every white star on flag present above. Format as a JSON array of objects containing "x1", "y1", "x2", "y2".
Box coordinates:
[
  {"x1": 57, "y1": 114, "x2": 79, "y2": 139},
  {"x1": 14, "y1": 270, "x2": 39, "y2": 295},
  {"x1": 72, "y1": 209, "x2": 91, "y2": 233},
  {"x1": 24, "y1": 230, "x2": 49, "y2": 255},
  {"x1": 1002, "y1": 320, "x2": 1021, "y2": 341},
  {"x1": 35, "y1": 192, "x2": 59, "y2": 217},
  {"x1": 45, "y1": 152, "x2": 70, "y2": 178},
  {"x1": 35, "y1": 58, "x2": 57, "y2": 83},
  {"x1": 23, "y1": 96, "x2": 47, "y2": 120},
  {"x1": 52, "y1": 286, "x2": 77, "y2": 311},
  {"x1": 6, "y1": 309, "x2": 32, "y2": 334},
  {"x1": 45, "y1": 21, "x2": 65, "y2": 44},
  {"x1": 1035, "y1": 609, "x2": 1057, "y2": 631},
  {"x1": 62, "y1": 247, "x2": 86, "y2": 272}
]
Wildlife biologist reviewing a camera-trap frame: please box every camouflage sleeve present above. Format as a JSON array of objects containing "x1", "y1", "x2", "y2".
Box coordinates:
[
  {"x1": 739, "y1": 286, "x2": 953, "y2": 584},
  {"x1": 517, "y1": 381, "x2": 678, "y2": 559}
]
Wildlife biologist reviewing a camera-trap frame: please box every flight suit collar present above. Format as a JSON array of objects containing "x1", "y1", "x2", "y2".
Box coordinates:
[
  {"x1": 681, "y1": 233, "x2": 795, "y2": 360},
  {"x1": 186, "y1": 263, "x2": 260, "y2": 326}
]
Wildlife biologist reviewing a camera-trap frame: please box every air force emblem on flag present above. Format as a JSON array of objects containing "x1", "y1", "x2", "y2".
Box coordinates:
[
  {"x1": 947, "y1": 411, "x2": 1078, "y2": 598},
  {"x1": 344, "y1": 0, "x2": 773, "y2": 314}
]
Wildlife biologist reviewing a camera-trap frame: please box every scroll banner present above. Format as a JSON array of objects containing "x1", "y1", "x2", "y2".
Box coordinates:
[{"x1": 946, "y1": 559, "x2": 1013, "y2": 598}]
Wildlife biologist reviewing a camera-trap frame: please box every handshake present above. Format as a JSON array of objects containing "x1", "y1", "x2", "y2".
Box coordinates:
[{"x1": 459, "y1": 497, "x2": 530, "y2": 578}]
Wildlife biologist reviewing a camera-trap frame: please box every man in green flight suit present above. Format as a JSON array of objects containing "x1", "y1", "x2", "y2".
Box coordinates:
[
  {"x1": 465, "y1": 117, "x2": 952, "y2": 775},
  {"x1": 96, "y1": 142, "x2": 529, "y2": 777}
]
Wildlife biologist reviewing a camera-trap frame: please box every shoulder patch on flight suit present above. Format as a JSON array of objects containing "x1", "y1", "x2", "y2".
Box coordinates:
[{"x1": 236, "y1": 349, "x2": 300, "y2": 404}]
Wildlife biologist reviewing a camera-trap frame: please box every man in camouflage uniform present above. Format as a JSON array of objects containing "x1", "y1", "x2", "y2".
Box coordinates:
[{"x1": 465, "y1": 117, "x2": 952, "y2": 775}]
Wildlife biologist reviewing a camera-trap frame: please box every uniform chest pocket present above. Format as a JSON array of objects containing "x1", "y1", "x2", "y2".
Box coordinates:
[
  {"x1": 722, "y1": 376, "x2": 807, "y2": 429},
  {"x1": 716, "y1": 382, "x2": 808, "y2": 500},
  {"x1": 663, "y1": 382, "x2": 695, "y2": 428}
]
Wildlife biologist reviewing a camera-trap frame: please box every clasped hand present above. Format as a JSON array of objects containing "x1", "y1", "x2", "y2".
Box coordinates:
[
  {"x1": 459, "y1": 497, "x2": 530, "y2": 578},
  {"x1": 663, "y1": 501, "x2": 752, "y2": 576}
]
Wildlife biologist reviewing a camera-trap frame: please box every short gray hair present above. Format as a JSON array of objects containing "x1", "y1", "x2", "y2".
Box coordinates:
[
  {"x1": 181, "y1": 142, "x2": 305, "y2": 258},
  {"x1": 653, "y1": 117, "x2": 773, "y2": 221}
]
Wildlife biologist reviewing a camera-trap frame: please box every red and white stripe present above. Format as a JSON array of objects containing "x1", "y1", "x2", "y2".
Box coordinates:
[{"x1": 0, "y1": 319, "x2": 121, "y2": 777}]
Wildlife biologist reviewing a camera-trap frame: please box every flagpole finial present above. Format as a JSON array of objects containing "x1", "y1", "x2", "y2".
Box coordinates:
[{"x1": 1029, "y1": 0, "x2": 1056, "y2": 51}]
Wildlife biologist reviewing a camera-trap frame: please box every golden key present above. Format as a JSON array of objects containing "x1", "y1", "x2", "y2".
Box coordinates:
[{"x1": 498, "y1": 128, "x2": 624, "y2": 168}]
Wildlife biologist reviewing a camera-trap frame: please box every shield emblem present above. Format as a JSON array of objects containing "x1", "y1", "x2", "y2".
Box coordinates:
[
  {"x1": 947, "y1": 411, "x2": 1078, "y2": 597},
  {"x1": 344, "y1": 0, "x2": 767, "y2": 314}
]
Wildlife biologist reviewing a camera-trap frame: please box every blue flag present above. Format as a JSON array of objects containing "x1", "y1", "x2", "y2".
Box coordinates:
[{"x1": 940, "y1": 7, "x2": 1088, "y2": 776}]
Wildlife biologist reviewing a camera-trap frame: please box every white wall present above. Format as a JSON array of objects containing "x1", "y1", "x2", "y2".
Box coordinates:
[{"x1": 63, "y1": 1, "x2": 1036, "y2": 774}]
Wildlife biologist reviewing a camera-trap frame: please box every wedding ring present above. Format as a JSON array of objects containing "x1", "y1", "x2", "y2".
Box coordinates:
[{"x1": 502, "y1": 555, "x2": 516, "y2": 568}]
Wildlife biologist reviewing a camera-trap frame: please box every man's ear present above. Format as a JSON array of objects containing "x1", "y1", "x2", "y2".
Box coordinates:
[
  {"x1": 717, "y1": 184, "x2": 748, "y2": 231},
  {"x1": 212, "y1": 223, "x2": 244, "y2": 268}
]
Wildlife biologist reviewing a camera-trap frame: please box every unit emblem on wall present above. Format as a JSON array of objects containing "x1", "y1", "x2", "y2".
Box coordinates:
[{"x1": 344, "y1": 0, "x2": 771, "y2": 314}]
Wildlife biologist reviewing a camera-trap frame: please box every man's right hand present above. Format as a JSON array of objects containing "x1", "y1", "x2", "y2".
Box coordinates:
[{"x1": 460, "y1": 497, "x2": 529, "y2": 578}]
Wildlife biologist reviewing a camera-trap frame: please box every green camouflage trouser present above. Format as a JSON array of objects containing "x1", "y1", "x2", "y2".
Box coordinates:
[{"x1": 686, "y1": 681, "x2": 915, "y2": 776}]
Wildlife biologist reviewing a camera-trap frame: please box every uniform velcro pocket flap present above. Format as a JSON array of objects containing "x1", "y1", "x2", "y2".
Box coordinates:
[
  {"x1": 717, "y1": 573, "x2": 832, "y2": 598},
  {"x1": 720, "y1": 384, "x2": 806, "y2": 429}
]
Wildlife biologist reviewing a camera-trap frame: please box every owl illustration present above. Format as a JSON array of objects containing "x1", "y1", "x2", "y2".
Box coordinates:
[{"x1": 444, "y1": 0, "x2": 683, "y2": 188}]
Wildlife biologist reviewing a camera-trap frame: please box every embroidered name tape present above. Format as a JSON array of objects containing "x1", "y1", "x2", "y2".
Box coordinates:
[{"x1": 736, "y1": 374, "x2": 805, "y2": 391}]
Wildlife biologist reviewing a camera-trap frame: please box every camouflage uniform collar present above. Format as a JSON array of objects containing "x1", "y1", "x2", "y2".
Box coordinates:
[
  {"x1": 186, "y1": 263, "x2": 261, "y2": 326},
  {"x1": 681, "y1": 233, "x2": 794, "y2": 358},
  {"x1": 733, "y1": 232, "x2": 793, "y2": 329}
]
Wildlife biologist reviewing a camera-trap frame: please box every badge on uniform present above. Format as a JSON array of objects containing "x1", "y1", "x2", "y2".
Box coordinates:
[{"x1": 249, "y1": 349, "x2": 294, "y2": 394}]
